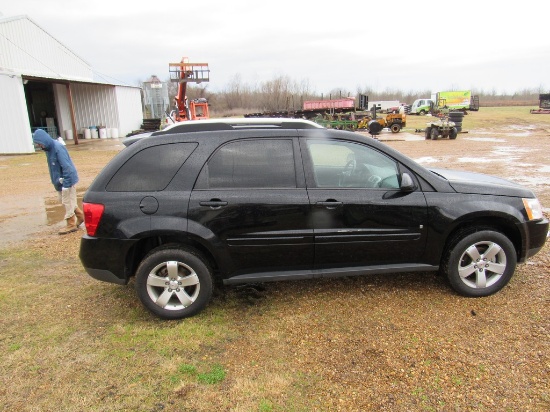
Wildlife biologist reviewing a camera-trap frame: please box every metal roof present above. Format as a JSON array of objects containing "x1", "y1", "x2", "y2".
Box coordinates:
[{"x1": 0, "y1": 15, "x2": 138, "y2": 88}]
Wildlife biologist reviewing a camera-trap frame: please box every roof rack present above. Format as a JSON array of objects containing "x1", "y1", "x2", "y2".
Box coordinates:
[{"x1": 154, "y1": 118, "x2": 324, "y2": 135}]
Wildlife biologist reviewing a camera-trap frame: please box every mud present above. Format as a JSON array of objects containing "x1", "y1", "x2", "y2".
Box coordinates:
[{"x1": 0, "y1": 138, "x2": 121, "y2": 247}]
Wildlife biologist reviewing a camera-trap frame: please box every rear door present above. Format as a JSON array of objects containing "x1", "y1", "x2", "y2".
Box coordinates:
[
  {"x1": 301, "y1": 138, "x2": 428, "y2": 268},
  {"x1": 188, "y1": 137, "x2": 314, "y2": 276}
]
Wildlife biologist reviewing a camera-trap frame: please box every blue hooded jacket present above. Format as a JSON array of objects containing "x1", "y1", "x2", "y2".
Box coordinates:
[{"x1": 32, "y1": 129, "x2": 79, "y2": 191}]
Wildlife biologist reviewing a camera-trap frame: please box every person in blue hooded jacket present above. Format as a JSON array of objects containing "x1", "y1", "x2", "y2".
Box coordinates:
[{"x1": 32, "y1": 129, "x2": 84, "y2": 234}]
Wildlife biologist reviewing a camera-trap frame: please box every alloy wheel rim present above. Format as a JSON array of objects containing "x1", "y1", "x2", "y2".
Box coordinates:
[
  {"x1": 146, "y1": 260, "x2": 200, "y2": 310},
  {"x1": 457, "y1": 241, "x2": 507, "y2": 289}
]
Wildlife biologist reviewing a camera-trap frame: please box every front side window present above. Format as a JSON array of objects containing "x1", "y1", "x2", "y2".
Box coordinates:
[
  {"x1": 201, "y1": 139, "x2": 296, "y2": 189},
  {"x1": 306, "y1": 140, "x2": 400, "y2": 189}
]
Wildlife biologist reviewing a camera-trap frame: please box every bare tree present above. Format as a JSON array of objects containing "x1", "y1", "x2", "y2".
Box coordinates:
[{"x1": 151, "y1": 74, "x2": 543, "y2": 117}]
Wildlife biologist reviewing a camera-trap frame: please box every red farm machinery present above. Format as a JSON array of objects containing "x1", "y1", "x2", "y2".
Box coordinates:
[{"x1": 168, "y1": 57, "x2": 210, "y2": 122}]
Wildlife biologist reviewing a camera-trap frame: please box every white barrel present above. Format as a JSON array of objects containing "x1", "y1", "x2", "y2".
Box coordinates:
[
  {"x1": 64, "y1": 129, "x2": 73, "y2": 140},
  {"x1": 84, "y1": 129, "x2": 91, "y2": 139},
  {"x1": 111, "y1": 128, "x2": 119, "y2": 138},
  {"x1": 99, "y1": 128, "x2": 107, "y2": 139},
  {"x1": 106, "y1": 128, "x2": 112, "y2": 138},
  {"x1": 91, "y1": 128, "x2": 98, "y2": 139}
]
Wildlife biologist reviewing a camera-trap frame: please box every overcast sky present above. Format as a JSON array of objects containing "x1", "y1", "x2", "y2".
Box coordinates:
[{"x1": 2, "y1": 0, "x2": 549, "y2": 95}]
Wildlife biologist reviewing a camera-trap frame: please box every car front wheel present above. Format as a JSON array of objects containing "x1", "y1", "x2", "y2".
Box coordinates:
[
  {"x1": 135, "y1": 246, "x2": 213, "y2": 319},
  {"x1": 443, "y1": 230, "x2": 517, "y2": 297}
]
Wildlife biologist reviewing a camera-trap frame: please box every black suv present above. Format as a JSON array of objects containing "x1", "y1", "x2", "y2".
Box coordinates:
[{"x1": 79, "y1": 118, "x2": 548, "y2": 319}]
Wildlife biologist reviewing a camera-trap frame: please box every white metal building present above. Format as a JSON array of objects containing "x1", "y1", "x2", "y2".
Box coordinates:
[{"x1": 0, "y1": 15, "x2": 143, "y2": 154}]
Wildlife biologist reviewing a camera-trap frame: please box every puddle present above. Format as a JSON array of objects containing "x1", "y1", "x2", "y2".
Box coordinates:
[
  {"x1": 0, "y1": 189, "x2": 86, "y2": 247},
  {"x1": 506, "y1": 132, "x2": 531, "y2": 137},
  {"x1": 505, "y1": 125, "x2": 538, "y2": 137},
  {"x1": 402, "y1": 134, "x2": 425, "y2": 141},
  {"x1": 510, "y1": 163, "x2": 535, "y2": 168},
  {"x1": 508, "y1": 176, "x2": 550, "y2": 187},
  {"x1": 414, "y1": 157, "x2": 440, "y2": 164},
  {"x1": 463, "y1": 137, "x2": 507, "y2": 143},
  {"x1": 0, "y1": 197, "x2": 49, "y2": 247},
  {"x1": 470, "y1": 125, "x2": 538, "y2": 137},
  {"x1": 492, "y1": 146, "x2": 532, "y2": 154},
  {"x1": 510, "y1": 125, "x2": 537, "y2": 131},
  {"x1": 458, "y1": 157, "x2": 501, "y2": 163}
]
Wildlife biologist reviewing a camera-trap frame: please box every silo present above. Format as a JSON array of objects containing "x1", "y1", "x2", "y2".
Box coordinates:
[{"x1": 143, "y1": 75, "x2": 169, "y2": 119}]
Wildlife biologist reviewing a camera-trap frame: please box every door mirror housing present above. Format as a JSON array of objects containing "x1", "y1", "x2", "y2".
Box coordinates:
[{"x1": 400, "y1": 173, "x2": 416, "y2": 191}]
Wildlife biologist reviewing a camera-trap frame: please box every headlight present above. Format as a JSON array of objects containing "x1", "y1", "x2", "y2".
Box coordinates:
[{"x1": 522, "y1": 198, "x2": 543, "y2": 220}]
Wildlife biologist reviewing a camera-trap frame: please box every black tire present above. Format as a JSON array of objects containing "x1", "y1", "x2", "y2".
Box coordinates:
[
  {"x1": 430, "y1": 127, "x2": 439, "y2": 140},
  {"x1": 425, "y1": 127, "x2": 431, "y2": 139},
  {"x1": 419, "y1": 110, "x2": 426, "y2": 116},
  {"x1": 449, "y1": 111, "x2": 464, "y2": 120},
  {"x1": 368, "y1": 120, "x2": 383, "y2": 135},
  {"x1": 443, "y1": 230, "x2": 517, "y2": 297},
  {"x1": 449, "y1": 127, "x2": 458, "y2": 139},
  {"x1": 390, "y1": 123, "x2": 401, "y2": 133},
  {"x1": 135, "y1": 246, "x2": 213, "y2": 319}
]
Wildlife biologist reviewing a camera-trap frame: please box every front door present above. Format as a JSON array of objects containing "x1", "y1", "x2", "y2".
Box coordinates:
[{"x1": 301, "y1": 138, "x2": 428, "y2": 269}]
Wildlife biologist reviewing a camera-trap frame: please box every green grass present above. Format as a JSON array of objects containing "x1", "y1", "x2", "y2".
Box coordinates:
[{"x1": 170, "y1": 362, "x2": 226, "y2": 385}]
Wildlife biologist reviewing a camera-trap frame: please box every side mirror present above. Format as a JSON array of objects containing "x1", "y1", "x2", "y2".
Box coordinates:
[{"x1": 400, "y1": 173, "x2": 416, "y2": 191}]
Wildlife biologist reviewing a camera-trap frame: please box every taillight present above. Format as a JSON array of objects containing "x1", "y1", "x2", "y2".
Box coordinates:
[{"x1": 83, "y1": 202, "x2": 104, "y2": 236}]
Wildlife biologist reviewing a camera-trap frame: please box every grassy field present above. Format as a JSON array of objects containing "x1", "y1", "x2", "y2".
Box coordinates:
[
  {"x1": 1, "y1": 107, "x2": 549, "y2": 411},
  {"x1": 402, "y1": 106, "x2": 545, "y2": 131}
]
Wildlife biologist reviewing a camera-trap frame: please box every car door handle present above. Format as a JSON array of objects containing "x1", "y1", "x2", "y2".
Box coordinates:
[
  {"x1": 200, "y1": 200, "x2": 228, "y2": 209},
  {"x1": 316, "y1": 200, "x2": 343, "y2": 209}
]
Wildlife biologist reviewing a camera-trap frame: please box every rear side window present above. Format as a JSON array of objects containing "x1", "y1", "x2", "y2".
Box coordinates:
[
  {"x1": 106, "y1": 143, "x2": 197, "y2": 192},
  {"x1": 197, "y1": 139, "x2": 296, "y2": 189}
]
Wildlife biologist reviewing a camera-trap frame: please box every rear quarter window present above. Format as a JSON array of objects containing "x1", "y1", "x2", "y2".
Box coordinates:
[{"x1": 106, "y1": 142, "x2": 197, "y2": 192}]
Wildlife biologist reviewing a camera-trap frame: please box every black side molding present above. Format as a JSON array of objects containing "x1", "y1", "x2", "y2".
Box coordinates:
[{"x1": 223, "y1": 263, "x2": 439, "y2": 285}]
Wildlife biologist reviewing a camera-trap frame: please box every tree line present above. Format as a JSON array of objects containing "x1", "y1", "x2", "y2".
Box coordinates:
[{"x1": 161, "y1": 75, "x2": 545, "y2": 118}]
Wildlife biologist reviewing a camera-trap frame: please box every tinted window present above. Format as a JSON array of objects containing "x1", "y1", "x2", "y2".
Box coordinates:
[
  {"x1": 307, "y1": 140, "x2": 399, "y2": 189},
  {"x1": 202, "y1": 139, "x2": 296, "y2": 188},
  {"x1": 106, "y1": 143, "x2": 197, "y2": 192}
]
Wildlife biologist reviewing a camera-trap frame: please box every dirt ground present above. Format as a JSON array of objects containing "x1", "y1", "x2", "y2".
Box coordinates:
[{"x1": 0, "y1": 109, "x2": 549, "y2": 411}]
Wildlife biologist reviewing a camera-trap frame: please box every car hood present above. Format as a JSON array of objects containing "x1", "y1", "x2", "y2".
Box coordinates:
[{"x1": 428, "y1": 168, "x2": 534, "y2": 197}]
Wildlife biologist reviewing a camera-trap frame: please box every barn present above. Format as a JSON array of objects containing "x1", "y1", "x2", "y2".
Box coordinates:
[{"x1": 0, "y1": 15, "x2": 142, "y2": 154}]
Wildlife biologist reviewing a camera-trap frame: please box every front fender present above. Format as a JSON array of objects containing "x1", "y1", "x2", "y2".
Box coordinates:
[{"x1": 424, "y1": 194, "x2": 528, "y2": 263}]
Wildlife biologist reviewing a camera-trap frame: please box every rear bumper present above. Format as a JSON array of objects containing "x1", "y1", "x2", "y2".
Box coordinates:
[{"x1": 79, "y1": 235, "x2": 139, "y2": 284}]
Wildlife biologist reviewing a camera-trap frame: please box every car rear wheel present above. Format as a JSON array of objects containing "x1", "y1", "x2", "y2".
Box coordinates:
[
  {"x1": 443, "y1": 230, "x2": 516, "y2": 297},
  {"x1": 135, "y1": 246, "x2": 213, "y2": 319}
]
